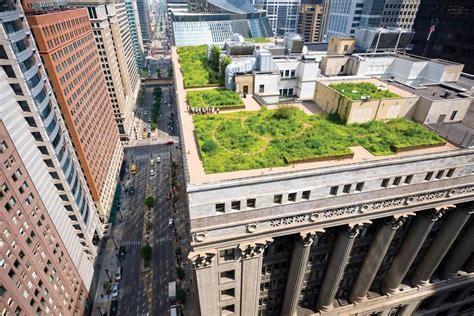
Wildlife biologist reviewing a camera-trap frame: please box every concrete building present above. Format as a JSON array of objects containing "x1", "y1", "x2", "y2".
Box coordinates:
[
  {"x1": 297, "y1": 0, "x2": 324, "y2": 43},
  {"x1": 411, "y1": 0, "x2": 474, "y2": 74},
  {"x1": 67, "y1": 0, "x2": 141, "y2": 141},
  {"x1": 125, "y1": 0, "x2": 145, "y2": 69},
  {"x1": 254, "y1": 0, "x2": 301, "y2": 36},
  {"x1": 379, "y1": 0, "x2": 420, "y2": 30},
  {"x1": 137, "y1": 0, "x2": 151, "y2": 45},
  {"x1": 325, "y1": 0, "x2": 365, "y2": 39},
  {"x1": 0, "y1": 3, "x2": 102, "y2": 314},
  {"x1": 26, "y1": 8, "x2": 123, "y2": 221},
  {"x1": 172, "y1": 37, "x2": 474, "y2": 315}
]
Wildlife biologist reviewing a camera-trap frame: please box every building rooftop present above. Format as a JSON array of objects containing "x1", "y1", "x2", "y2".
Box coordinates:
[{"x1": 172, "y1": 48, "x2": 460, "y2": 185}]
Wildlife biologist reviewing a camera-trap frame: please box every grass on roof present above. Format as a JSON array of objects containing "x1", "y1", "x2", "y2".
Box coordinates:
[
  {"x1": 329, "y1": 82, "x2": 401, "y2": 101},
  {"x1": 245, "y1": 37, "x2": 273, "y2": 43},
  {"x1": 187, "y1": 89, "x2": 244, "y2": 109},
  {"x1": 193, "y1": 107, "x2": 445, "y2": 173},
  {"x1": 177, "y1": 45, "x2": 222, "y2": 87}
]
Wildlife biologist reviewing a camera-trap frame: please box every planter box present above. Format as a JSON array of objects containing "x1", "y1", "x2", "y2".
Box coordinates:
[{"x1": 392, "y1": 141, "x2": 446, "y2": 153}]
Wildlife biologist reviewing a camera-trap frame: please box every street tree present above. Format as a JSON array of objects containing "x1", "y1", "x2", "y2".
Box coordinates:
[
  {"x1": 144, "y1": 196, "x2": 155, "y2": 209},
  {"x1": 140, "y1": 244, "x2": 152, "y2": 262}
]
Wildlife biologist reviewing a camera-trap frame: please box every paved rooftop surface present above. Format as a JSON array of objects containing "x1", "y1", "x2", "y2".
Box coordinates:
[{"x1": 172, "y1": 47, "x2": 459, "y2": 185}]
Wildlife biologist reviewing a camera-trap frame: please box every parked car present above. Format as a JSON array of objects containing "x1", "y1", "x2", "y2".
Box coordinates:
[
  {"x1": 166, "y1": 140, "x2": 174, "y2": 145},
  {"x1": 112, "y1": 283, "x2": 119, "y2": 298},
  {"x1": 115, "y1": 266, "x2": 122, "y2": 281},
  {"x1": 150, "y1": 169, "x2": 155, "y2": 176},
  {"x1": 143, "y1": 110, "x2": 147, "y2": 115},
  {"x1": 118, "y1": 246, "x2": 126, "y2": 261},
  {"x1": 156, "y1": 156, "x2": 161, "y2": 163},
  {"x1": 110, "y1": 300, "x2": 118, "y2": 315},
  {"x1": 150, "y1": 159, "x2": 155, "y2": 166}
]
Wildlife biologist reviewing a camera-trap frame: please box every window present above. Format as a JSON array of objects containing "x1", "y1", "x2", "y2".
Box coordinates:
[
  {"x1": 302, "y1": 190, "x2": 311, "y2": 200},
  {"x1": 246, "y1": 198, "x2": 256, "y2": 209},
  {"x1": 330, "y1": 186, "x2": 338, "y2": 195},
  {"x1": 259, "y1": 84, "x2": 264, "y2": 93},
  {"x1": 393, "y1": 177, "x2": 401, "y2": 186},
  {"x1": 285, "y1": 70, "x2": 290, "y2": 77},
  {"x1": 343, "y1": 184, "x2": 351, "y2": 193},
  {"x1": 288, "y1": 192, "x2": 297, "y2": 202},
  {"x1": 425, "y1": 172, "x2": 434, "y2": 181},
  {"x1": 231, "y1": 201, "x2": 240, "y2": 211},
  {"x1": 355, "y1": 182, "x2": 364, "y2": 192},
  {"x1": 222, "y1": 304, "x2": 235, "y2": 314},
  {"x1": 381, "y1": 178, "x2": 390, "y2": 187},
  {"x1": 221, "y1": 288, "x2": 235, "y2": 300},
  {"x1": 446, "y1": 168, "x2": 455, "y2": 177},
  {"x1": 220, "y1": 248, "x2": 235, "y2": 261},
  {"x1": 216, "y1": 203, "x2": 225, "y2": 213},
  {"x1": 273, "y1": 194, "x2": 282, "y2": 204},
  {"x1": 404, "y1": 175, "x2": 413, "y2": 184},
  {"x1": 290, "y1": 70, "x2": 295, "y2": 77},
  {"x1": 450, "y1": 111, "x2": 457, "y2": 120},
  {"x1": 220, "y1": 270, "x2": 235, "y2": 282},
  {"x1": 436, "y1": 170, "x2": 444, "y2": 179}
]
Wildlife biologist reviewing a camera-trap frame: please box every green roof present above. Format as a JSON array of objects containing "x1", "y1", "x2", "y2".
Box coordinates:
[{"x1": 329, "y1": 82, "x2": 400, "y2": 101}]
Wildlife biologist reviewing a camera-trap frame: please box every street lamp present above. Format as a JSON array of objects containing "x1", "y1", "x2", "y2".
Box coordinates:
[{"x1": 104, "y1": 269, "x2": 112, "y2": 282}]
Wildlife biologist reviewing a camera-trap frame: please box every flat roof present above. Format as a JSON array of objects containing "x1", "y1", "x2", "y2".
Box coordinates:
[
  {"x1": 390, "y1": 81, "x2": 472, "y2": 101},
  {"x1": 172, "y1": 48, "x2": 459, "y2": 185}
]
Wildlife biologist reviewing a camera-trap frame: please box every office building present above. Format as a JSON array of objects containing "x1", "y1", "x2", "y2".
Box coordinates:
[
  {"x1": 297, "y1": 0, "x2": 324, "y2": 42},
  {"x1": 125, "y1": 0, "x2": 145, "y2": 69},
  {"x1": 170, "y1": 0, "x2": 272, "y2": 46},
  {"x1": 326, "y1": 0, "x2": 419, "y2": 40},
  {"x1": 411, "y1": 0, "x2": 474, "y2": 74},
  {"x1": 67, "y1": 0, "x2": 141, "y2": 141},
  {"x1": 137, "y1": 0, "x2": 151, "y2": 45},
  {"x1": 254, "y1": 0, "x2": 301, "y2": 36},
  {"x1": 0, "y1": 3, "x2": 102, "y2": 314},
  {"x1": 26, "y1": 8, "x2": 123, "y2": 221},
  {"x1": 172, "y1": 37, "x2": 474, "y2": 315}
]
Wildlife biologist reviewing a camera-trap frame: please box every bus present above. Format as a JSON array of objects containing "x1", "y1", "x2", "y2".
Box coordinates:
[{"x1": 130, "y1": 163, "x2": 137, "y2": 175}]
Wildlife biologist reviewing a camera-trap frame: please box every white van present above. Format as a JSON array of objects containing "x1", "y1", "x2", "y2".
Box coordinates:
[{"x1": 115, "y1": 266, "x2": 122, "y2": 281}]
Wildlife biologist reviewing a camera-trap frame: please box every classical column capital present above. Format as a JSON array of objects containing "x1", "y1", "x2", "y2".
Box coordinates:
[
  {"x1": 298, "y1": 229, "x2": 324, "y2": 247},
  {"x1": 385, "y1": 216, "x2": 406, "y2": 230},
  {"x1": 344, "y1": 223, "x2": 365, "y2": 238},
  {"x1": 189, "y1": 251, "x2": 216, "y2": 269},
  {"x1": 423, "y1": 208, "x2": 447, "y2": 222},
  {"x1": 240, "y1": 239, "x2": 273, "y2": 260}
]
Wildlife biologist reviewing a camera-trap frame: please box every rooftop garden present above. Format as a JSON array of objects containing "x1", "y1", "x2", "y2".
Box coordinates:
[
  {"x1": 329, "y1": 82, "x2": 401, "y2": 101},
  {"x1": 187, "y1": 89, "x2": 244, "y2": 110},
  {"x1": 193, "y1": 107, "x2": 445, "y2": 173},
  {"x1": 245, "y1": 37, "x2": 273, "y2": 43},
  {"x1": 177, "y1": 45, "x2": 231, "y2": 88}
]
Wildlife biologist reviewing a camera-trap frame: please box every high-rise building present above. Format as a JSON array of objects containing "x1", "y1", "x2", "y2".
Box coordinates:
[
  {"x1": 0, "y1": 3, "x2": 102, "y2": 314},
  {"x1": 297, "y1": 0, "x2": 324, "y2": 42},
  {"x1": 125, "y1": 0, "x2": 145, "y2": 69},
  {"x1": 325, "y1": 0, "x2": 419, "y2": 39},
  {"x1": 172, "y1": 38, "x2": 474, "y2": 315},
  {"x1": 254, "y1": 0, "x2": 301, "y2": 36},
  {"x1": 25, "y1": 8, "x2": 123, "y2": 221},
  {"x1": 411, "y1": 0, "x2": 474, "y2": 74},
  {"x1": 137, "y1": 0, "x2": 151, "y2": 45},
  {"x1": 66, "y1": 0, "x2": 141, "y2": 141}
]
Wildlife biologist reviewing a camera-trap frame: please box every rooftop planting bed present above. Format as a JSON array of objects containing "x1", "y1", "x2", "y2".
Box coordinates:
[
  {"x1": 193, "y1": 107, "x2": 445, "y2": 173},
  {"x1": 187, "y1": 89, "x2": 244, "y2": 110},
  {"x1": 245, "y1": 37, "x2": 273, "y2": 43},
  {"x1": 177, "y1": 45, "x2": 222, "y2": 88},
  {"x1": 329, "y1": 82, "x2": 401, "y2": 101}
]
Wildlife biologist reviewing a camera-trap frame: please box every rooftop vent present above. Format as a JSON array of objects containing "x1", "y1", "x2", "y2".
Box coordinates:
[{"x1": 441, "y1": 90, "x2": 453, "y2": 99}]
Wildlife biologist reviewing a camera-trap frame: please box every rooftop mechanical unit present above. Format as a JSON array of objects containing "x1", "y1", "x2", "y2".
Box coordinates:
[{"x1": 354, "y1": 28, "x2": 414, "y2": 53}]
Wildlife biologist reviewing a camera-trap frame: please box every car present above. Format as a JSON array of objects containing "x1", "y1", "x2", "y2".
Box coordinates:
[
  {"x1": 118, "y1": 246, "x2": 126, "y2": 261},
  {"x1": 110, "y1": 300, "x2": 118, "y2": 315},
  {"x1": 168, "y1": 218, "x2": 173, "y2": 227},
  {"x1": 150, "y1": 169, "x2": 155, "y2": 176},
  {"x1": 150, "y1": 159, "x2": 155, "y2": 166},
  {"x1": 166, "y1": 140, "x2": 174, "y2": 145},
  {"x1": 148, "y1": 118, "x2": 152, "y2": 123},
  {"x1": 156, "y1": 156, "x2": 161, "y2": 163},
  {"x1": 143, "y1": 111, "x2": 147, "y2": 115},
  {"x1": 115, "y1": 266, "x2": 122, "y2": 281},
  {"x1": 128, "y1": 186, "x2": 135, "y2": 195},
  {"x1": 112, "y1": 283, "x2": 119, "y2": 298}
]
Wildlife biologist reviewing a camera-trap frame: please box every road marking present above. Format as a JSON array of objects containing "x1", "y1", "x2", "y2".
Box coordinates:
[{"x1": 119, "y1": 240, "x2": 142, "y2": 246}]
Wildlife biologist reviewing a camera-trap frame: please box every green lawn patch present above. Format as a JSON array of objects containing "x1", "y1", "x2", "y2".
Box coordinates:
[
  {"x1": 245, "y1": 37, "x2": 273, "y2": 43},
  {"x1": 187, "y1": 89, "x2": 244, "y2": 110},
  {"x1": 193, "y1": 107, "x2": 445, "y2": 173},
  {"x1": 329, "y1": 82, "x2": 400, "y2": 101},
  {"x1": 177, "y1": 45, "x2": 222, "y2": 87}
]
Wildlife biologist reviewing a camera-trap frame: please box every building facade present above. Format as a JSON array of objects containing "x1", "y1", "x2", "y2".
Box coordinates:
[
  {"x1": 411, "y1": 0, "x2": 474, "y2": 75},
  {"x1": 297, "y1": 0, "x2": 324, "y2": 42},
  {"x1": 325, "y1": 0, "x2": 364, "y2": 38},
  {"x1": 0, "y1": 3, "x2": 102, "y2": 313},
  {"x1": 137, "y1": 0, "x2": 151, "y2": 45},
  {"x1": 254, "y1": 0, "x2": 301, "y2": 36},
  {"x1": 125, "y1": 0, "x2": 145, "y2": 69},
  {"x1": 26, "y1": 8, "x2": 123, "y2": 221},
  {"x1": 379, "y1": 0, "x2": 420, "y2": 30}
]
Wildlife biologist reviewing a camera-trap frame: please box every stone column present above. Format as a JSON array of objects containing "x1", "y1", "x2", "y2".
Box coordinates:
[
  {"x1": 441, "y1": 213, "x2": 474, "y2": 279},
  {"x1": 190, "y1": 251, "x2": 219, "y2": 316},
  {"x1": 350, "y1": 217, "x2": 406, "y2": 303},
  {"x1": 411, "y1": 207, "x2": 473, "y2": 286},
  {"x1": 240, "y1": 239, "x2": 272, "y2": 316},
  {"x1": 381, "y1": 209, "x2": 445, "y2": 294},
  {"x1": 281, "y1": 231, "x2": 322, "y2": 316},
  {"x1": 316, "y1": 224, "x2": 362, "y2": 312},
  {"x1": 400, "y1": 299, "x2": 422, "y2": 316}
]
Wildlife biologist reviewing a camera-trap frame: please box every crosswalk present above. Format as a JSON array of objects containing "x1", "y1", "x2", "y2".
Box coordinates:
[
  {"x1": 119, "y1": 236, "x2": 172, "y2": 247},
  {"x1": 132, "y1": 152, "x2": 171, "y2": 161}
]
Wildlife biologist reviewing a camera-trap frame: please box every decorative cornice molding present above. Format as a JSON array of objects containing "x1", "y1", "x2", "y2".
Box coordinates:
[{"x1": 189, "y1": 251, "x2": 216, "y2": 269}]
